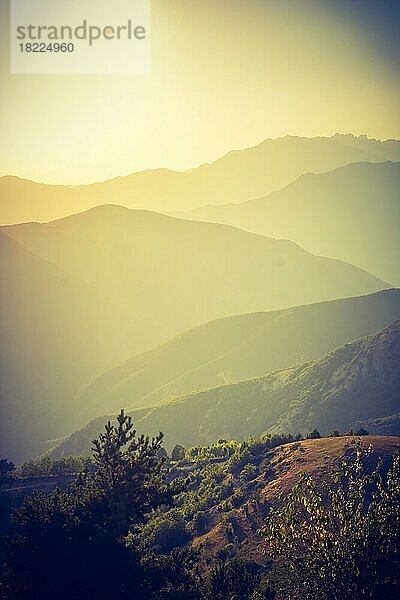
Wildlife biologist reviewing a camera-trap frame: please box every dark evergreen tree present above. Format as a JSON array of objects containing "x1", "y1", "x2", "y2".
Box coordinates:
[
  {"x1": 0, "y1": 460, "x2": 15, "y2": 481},
  {"x1": 171, "y1": 445, "x2": 186, "y2": 462},
  {"x1": 0, "y1": 411, "x2": 178, "y2": 600}
]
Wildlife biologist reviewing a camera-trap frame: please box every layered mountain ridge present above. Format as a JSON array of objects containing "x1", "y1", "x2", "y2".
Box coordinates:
[
  {"x1": 174, "y1": 161, "x2": 400, "y2": 284},
  {"x1": 2, "y1": 134, "x2": 400, "y2": 223},
  {"x1": 51, "y1": 320, "x2": 400, "y2": 458},
  {"x1": 71, "y1": 289, "x2": 400, "y2": 424},
  {"x1": 2, "y1": 205, "x2": 389, "y2": 461}
]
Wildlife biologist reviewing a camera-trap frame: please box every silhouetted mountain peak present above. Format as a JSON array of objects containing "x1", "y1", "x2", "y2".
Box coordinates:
[{"x1": 2, "y1": 133, "x2": 400, "y2": 223}]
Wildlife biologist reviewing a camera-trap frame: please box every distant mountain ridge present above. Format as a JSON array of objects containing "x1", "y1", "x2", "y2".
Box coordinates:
[
  {"x1": 1, "y1": 134, "x2": 400, "y2": 223},
  {"x1": 4, "y1": 205, "x2": 388, "y2": 359},
  {"x1": 51, "y1": 320, "x2": 400, "y2": 458},
  {"x1": 174, "y1": 161, "x2": 400, "y2": 285},
  {"x1": 71, "y1": 289, "x2": 400, "y2": 424},
  {"x1": 2, "y1": 206, "x2": 389, "y2": 462}
]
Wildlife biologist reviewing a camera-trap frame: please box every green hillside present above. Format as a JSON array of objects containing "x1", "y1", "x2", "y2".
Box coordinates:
[
  {"x1": 175, "y1": 161, "x2": 400, "y2": 284},
  {"x1": 1, "y1": 134, "x2": 400, "y2": 223},
  {"x1": 51, "y1": 320, "x2": 400, "y2": 458},
  {"x1": 72, "y1": 289, "x2": 400, "y2": 424}
]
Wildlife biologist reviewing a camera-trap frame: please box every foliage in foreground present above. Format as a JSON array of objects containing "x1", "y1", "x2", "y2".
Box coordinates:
[
  {"x1": 0, "y1": 411, "x2": 179, "y2": 599},
  {"x1": 262, "y1": 442, "x2": 400, "y2": 599},
  {"x1": 1, "y1": 412, "x2": 399, "y2": 600},
  {"x1": 0, "y1": 412, "x2": 269, "y2": 600}
]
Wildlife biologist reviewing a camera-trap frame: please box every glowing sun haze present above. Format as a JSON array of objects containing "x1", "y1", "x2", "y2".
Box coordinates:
[{"x1": 0, "y1": 0, "x2": 399, "y2": 185}]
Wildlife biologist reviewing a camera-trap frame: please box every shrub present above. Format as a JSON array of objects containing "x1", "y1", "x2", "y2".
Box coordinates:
[
  {"x1": 140, "y1": 510, "x2": 188, "y2": 553},
  {"x1": 306, "y1": 428, "x2": 321, "y2": 439},
  {"x1": 356, "y1": 427, "x2": 369, "y2": 436},
  {"x1": 208, "y1": 557, "x2": 263, "y2": 600},
  {"x1": 240, "y1": 464, "x2": 257, "y2": 483}
]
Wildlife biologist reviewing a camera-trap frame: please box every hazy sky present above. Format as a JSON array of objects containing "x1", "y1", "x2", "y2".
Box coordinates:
[{"x1": 0, "y1": 0, "x2": 399, "y2": 184}]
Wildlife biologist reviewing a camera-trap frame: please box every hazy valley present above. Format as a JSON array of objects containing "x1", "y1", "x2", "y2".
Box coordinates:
[{"x1": 1, "y1": 201, "x2": 390, "y2": 461}]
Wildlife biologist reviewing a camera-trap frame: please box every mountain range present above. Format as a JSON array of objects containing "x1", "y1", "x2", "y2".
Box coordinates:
[
  {"x1": 4, "y1": 205, "x2": 387, "y2": 358},
  {"x1": 1, "y1": 124, "x2": 399, "y2": 599},
  {"x1": 174, "y1": 161, "x2": 400, "y2": 285},
  {"x1": 71, "y1": 289, "x2": 400, "y2": 425},
  {"x1": 2, "y1": 205, "x2": 389, "y2": 462},
  {"x1": 50, "y1": 320, "x2": 400, "y2": 458},
  {"x1": 1, "y1": 134, "x2": 400, "y2": 224}
]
